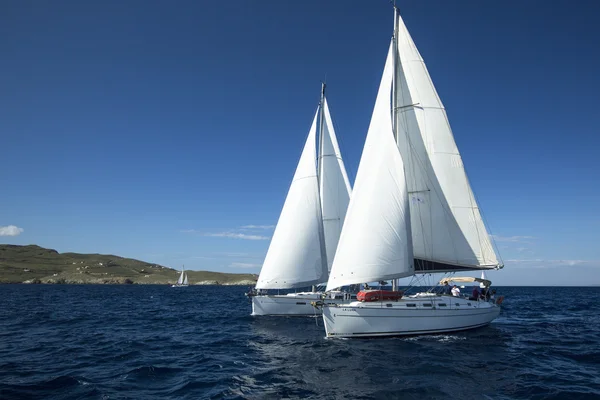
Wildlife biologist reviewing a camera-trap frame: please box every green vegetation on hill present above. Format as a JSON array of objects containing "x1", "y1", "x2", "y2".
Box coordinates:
[{"x1": 0, "y1": 244, "x2": 258, "y2": 285}]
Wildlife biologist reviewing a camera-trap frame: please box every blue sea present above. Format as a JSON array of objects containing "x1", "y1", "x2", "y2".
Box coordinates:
[{"x1": 0, "y1": 285, "x2": 599, "y2": 399}]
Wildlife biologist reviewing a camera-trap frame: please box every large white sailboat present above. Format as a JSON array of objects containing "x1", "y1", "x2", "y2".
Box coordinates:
[
  {"x1": 249, "y1": 84, "x2": 353, "y2": 316},
  {"x1": 319, "y1": 7, "x2": 504, "y2": 337}
]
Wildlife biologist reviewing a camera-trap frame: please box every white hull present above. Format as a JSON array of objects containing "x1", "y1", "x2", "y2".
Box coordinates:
[
  {"x1": 171, "y1": 284, "x2": 188, "y2": 287},
  {"x1": 251, "y1": 292, "x2": 353, "y2": 316},
  {"x1": 322, "y1": 294, "x2": 501, "y2": 338}
]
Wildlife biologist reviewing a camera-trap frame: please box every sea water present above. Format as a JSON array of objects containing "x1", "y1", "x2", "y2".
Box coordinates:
[{"x1": 1, "y1": 285, "x2": 599, "y2": 399}]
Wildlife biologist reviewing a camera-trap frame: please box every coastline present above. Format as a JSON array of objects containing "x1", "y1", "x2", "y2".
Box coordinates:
[{"x1": 0, "y1": 244, "x2": 258, "y2": 286}]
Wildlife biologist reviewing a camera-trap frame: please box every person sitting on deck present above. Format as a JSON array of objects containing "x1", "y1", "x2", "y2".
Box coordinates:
[
  {"x1": 451, "y1": 285, "x2": 460, "y2": 297},
  {"x1": 470, "y1": 286, "x2": 481, "y2": 301}
]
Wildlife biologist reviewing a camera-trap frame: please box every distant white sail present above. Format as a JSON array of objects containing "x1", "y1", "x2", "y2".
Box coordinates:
[
  {"x1": 177, "y1": 269, "x2": 185, "y2": 285},
  {"x1": 319, "y1": 98, "x2": 352, "y2": 272},
  {"x1": 327, "y1": 42, "x2": 413, "y2": 291},
  {"x1": 392, "y1": 13, "x2": 499, "y2": 271},
  {"x1": 183, "y1": 273, "x2": 189, "y2": 286},
  {"x1": 256, "y1": 110, "x2": 328, "y2": 289}
]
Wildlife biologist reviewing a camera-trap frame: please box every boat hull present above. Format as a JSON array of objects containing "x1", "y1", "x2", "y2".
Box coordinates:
[
  {"x1": 251, "y1": 292, "x2": 353, "y2": 316},
  {"x1": 322, "y1": 295, "x2": 501, "y2": 338}
]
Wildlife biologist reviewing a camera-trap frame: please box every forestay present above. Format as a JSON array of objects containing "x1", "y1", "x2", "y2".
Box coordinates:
[
  {"x1": 393, "y1": 12, "x2": 499, "y2": 271},
  {"x1": 319, "y1": 98, "x2": 352, "y2": 273},
  {"x1": 326, "y1": 42, "x2": 414, "y2": 292},
  {"x1": 256, "y1": 111, "x2": 328, "y2": 289}
]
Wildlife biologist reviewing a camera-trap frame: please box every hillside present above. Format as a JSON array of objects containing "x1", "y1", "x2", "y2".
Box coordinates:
[{"x1": 0, "y1": 244, "x2": 258, "y2": 285}]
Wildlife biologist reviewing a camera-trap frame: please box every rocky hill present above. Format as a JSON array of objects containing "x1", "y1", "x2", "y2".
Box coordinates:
[{"x1": 0, "y1": 244, "x2": 258, "y2": 285}]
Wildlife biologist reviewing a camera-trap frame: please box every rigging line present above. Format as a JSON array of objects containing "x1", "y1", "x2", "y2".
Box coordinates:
[{"x1": 404, "y1": 273, "x2": 429, "y2": 294}]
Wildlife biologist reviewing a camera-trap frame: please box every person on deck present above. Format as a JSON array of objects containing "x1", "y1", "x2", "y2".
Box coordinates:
[
  {"x1": 470, "y1": 286, "x2": 481, "y2": 301},
  {"x1": 481, "y1": 286, "x2": 490, "y2": 301},
  {"x1": 451, "y1": 285, "x2": 460, "y2": 297},
  {"x1": 441, "y1": 282, "x2": 451, "y2": 295}
]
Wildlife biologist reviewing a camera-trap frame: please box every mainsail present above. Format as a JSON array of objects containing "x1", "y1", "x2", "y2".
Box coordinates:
[
  {"x1": 392, "y1": 11, "x2": 500, "y2": 273},
  {"x1": 326, "y1": 43, "x2": 413, "y2": 291},
  {"x1": 256, "y1": 110, "x2": 328, "y2": 289},
  {"x1": 177, "y1": 269, "x2": 185, "y2": 285},
  {"x1": 319, "y1": 98, "x2": 352, "y2": 273}
]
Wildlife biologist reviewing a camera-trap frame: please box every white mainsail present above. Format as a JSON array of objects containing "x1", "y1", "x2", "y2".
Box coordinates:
[
  {"x1": 392, "y1": 12, "x2": 499, "y2": 272},
  {"x1": 183, "y1": 273, "x2": 189, "y2": 286},
  {"x1": 256, "y1": 110, "x2": 328, "y2": 289},
  {"x1": 319, "y1": 98, "x2": 352, "y2": 273},
  {"x1": 326, "y1": 43, "x2": 413, "y2": 291},
  {"x1": 177, "y1": 269, "x2": 185, "y2": 285}
]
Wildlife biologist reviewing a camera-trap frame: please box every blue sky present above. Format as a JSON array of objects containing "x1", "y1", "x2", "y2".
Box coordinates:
[{"x1": 1, "y1": 0, "x2": 599, "y2": 285}]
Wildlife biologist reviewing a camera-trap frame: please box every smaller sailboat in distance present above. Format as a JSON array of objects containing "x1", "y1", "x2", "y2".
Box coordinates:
[{"x1": 172, "y1": 265, "x2": 189, "y2": 287}]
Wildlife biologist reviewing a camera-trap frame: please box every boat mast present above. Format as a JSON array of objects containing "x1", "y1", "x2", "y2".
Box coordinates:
[
  {"x1": 391, "y1": 4, "x2": 400, "y2": 293},
  {"x1": 392, "y1": 4, "x2": 399, "y2": 142},
  {"x1": 317, "y1": 82, "x2": 326, "y2": 182},
  {"x1": 313, "y1": 82, "x2": 327, "y2": 294}
]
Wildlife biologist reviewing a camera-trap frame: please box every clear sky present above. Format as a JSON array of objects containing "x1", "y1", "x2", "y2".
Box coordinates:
[{"x1": 2, "y1": 0, "x2": 599, "y2": 286}]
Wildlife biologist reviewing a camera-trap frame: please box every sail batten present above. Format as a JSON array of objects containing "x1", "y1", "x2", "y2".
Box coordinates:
[{"x1": 393, "y1": 12, "x2": 500, "y2": 271}]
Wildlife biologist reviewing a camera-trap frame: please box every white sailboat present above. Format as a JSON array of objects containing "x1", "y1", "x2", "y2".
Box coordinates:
[
  {"x1": 249, "y1": 84, "x2": 353, "y2": 316},
  {"x1": 172, "y1": 266, "x2": 189, "y2": 287},
  {"x1": 320, "y1": 7, "x2": 504, "y2": 337}
]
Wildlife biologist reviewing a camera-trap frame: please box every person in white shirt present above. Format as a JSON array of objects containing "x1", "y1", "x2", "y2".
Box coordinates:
[{"x1": 451, "y1": 285, "x2": 461, "y2": 297}]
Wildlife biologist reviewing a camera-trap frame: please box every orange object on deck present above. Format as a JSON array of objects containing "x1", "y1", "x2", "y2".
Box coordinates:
[{"x1": 357, "y1": 290, "x2": 403, "y2": 302}]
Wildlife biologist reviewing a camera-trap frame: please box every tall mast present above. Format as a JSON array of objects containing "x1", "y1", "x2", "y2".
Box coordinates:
[
  {"x1": 314, "y1": 82, "x2": 326, "y2": 293},
  {"x1": 392, "y1": 5, "x2": 400, "y2": 293},
  {"x1": 317, "y1": 82, "x2": 326, "y2": 182},
  {"x1": 392, "y1": 5, "x2": 399, "y2": 142}
]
